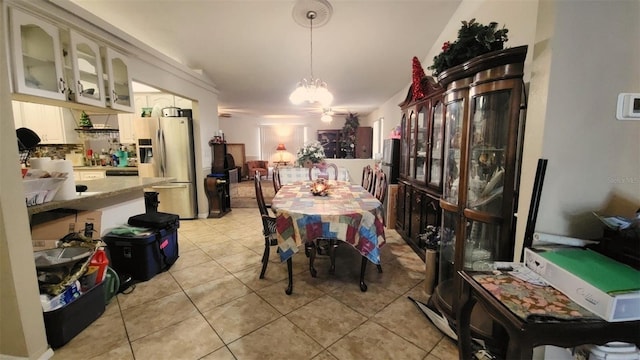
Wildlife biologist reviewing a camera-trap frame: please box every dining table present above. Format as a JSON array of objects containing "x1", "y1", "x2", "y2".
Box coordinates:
[{"x1": 271, "y1": 180, "x2": 386, "y2": 295}]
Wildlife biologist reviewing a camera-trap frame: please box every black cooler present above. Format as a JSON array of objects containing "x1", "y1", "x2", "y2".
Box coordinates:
[{"x1": 103, "y1": 212, "x2": 179, "y2": 281}]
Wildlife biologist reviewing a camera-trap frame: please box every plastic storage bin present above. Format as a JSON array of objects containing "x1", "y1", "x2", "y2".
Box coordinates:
[{"x1": 43, "y1": 281, "x2": 105, "y2": 349}]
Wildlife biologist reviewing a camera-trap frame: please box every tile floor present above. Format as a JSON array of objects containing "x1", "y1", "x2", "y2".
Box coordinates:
[{"x1": 51, "y1": 208, "x2": 458, "y2": 360}]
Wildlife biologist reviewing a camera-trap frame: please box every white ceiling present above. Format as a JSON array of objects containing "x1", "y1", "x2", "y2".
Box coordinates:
[{"x1": 69, "y1": 0, "x2": 461, "y2": 120}]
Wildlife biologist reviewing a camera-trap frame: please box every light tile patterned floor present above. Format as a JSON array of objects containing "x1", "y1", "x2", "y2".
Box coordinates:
[{"x1": 51, "y1": 208, "x2": 457, "y2": 360}]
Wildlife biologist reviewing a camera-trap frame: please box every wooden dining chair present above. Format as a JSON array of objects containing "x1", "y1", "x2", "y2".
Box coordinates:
[
  {"x1": 361, "y1": 165, "x2": 375, "y2": 192},
  {"x1": 272, "y1": 167, "x2": 282, "y2": 193},
  {"x1": 254, "y1": 171, "x2": 278, "y2": 278},
  {"x1": 309, "y1": 163, "x2": 338, "y2": 181},
  {"x1": 372, "y1": 169, "x2": 388, "y2": 204}
]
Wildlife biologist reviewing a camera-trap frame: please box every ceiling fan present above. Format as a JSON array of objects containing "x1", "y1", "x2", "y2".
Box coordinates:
[{"x1": 319, "y1": 107, "x2": 358, "y2": 123}]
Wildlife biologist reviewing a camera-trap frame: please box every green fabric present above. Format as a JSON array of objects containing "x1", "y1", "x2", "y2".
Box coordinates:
[
  {"x1": 107, "y1": 225, "x2": 152, "y2": 236},
  {"x1": 539, "y1": 249, "x2": 640, "y2": 294}
]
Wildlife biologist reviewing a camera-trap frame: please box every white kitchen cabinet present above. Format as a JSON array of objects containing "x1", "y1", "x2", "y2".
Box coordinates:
[
  {"x1": 16, "y1": 102, "x2": 79, "y2": 144},
  {"x1": 79, "y1": 170, "x2": 106, "y2": 180},
  {"x1": 102, "y1": 47, "x2": 133, "y2": 112},
  {"x1": 146, "y1": 93, "x2": 175, "y2": 115},
  {"x1": 134, "y1": 94, "x2": 148, "y2": 117},
  {"x1": 12, "y1": 101, "x2": 23, "y2": 127},
  {"x1": 9, "y1": 8, "x2": 66, "y2": 100},
  {"x1": 174, "y1": 96, "x2": 192, "y2": 110},
  {"x1": 66, "y1": 30, "x2": 105, "y2": 107},
  {"x1": 117, "y1": 113, "x2": 136, "y2": 144}
]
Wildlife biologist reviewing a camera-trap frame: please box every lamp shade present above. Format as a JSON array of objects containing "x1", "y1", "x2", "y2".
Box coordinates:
[{"x1": 276, "y1": 143, "x2": 287, "y2": 151}]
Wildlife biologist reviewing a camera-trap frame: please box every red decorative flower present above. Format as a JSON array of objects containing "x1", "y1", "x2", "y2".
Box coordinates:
[{"x1": 442, "y1": 41, "x2": 451, "y2": 52}]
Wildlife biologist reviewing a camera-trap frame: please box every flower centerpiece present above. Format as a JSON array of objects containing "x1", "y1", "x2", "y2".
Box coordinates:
[
  {"x1": 428, "y1": 18, "x2": 509, "y2": 77},
  {"x1": 310, "y1": 178, "x2": 330, "y2": 196},
  {"x1": 296, "y1": 141, "x2": 326, "y2": 168}
]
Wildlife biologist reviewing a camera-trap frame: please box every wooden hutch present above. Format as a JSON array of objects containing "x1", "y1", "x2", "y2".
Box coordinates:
[
  {"x1": 436, "y1": 46, "x2": 528, "y2": 344},
  {"x1": 396, "y1": 76, "x2": 445, "y2": 261}
]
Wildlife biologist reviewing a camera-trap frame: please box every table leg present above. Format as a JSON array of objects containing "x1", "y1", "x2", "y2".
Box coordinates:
[
  {"x1": 359, "y1": 256, "x2": 368, "y2": 292},
  {"x1": 457, "y1": 277, "x2": 475, "y2": 360},
  {"x1": 285, "y1": 258, "x2": 293, "y2": 295}
]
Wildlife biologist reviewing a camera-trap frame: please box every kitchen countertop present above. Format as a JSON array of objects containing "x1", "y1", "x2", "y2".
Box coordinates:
[
  {"x1": 73, "y1": 166, "x2": 138, "y2": 171},
  {"x1": 27, "y1": 177, "x2": 173, "y2": 215}
]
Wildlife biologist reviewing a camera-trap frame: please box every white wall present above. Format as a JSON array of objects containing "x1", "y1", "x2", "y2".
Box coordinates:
[
  {"x1": 0, "y1": 2, "x2": 52, "y2": 358},
  {"x1": 366, "y1": 0, "x2": 539, "y2": 148},
  {"x1": 219, "y1": 113, "x2": 369, "y2": 161},
  {"x1": 515, "y1": 0, "x2": 640, "y2": 254}
]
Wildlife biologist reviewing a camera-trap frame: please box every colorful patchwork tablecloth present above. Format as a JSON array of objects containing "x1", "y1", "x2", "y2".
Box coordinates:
[
  {"x1": 272, "y1": 181, "x2": 385, "y2": 264},
  {"x1": 473, "y1": 273, "x2": 601, "y2": 321}
]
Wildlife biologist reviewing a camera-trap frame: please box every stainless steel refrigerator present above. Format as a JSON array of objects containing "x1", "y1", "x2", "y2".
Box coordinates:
[
  {"x1": 136, "y1": 114, "x2": 197, "y2": 219},
  {"x1": 381, "y1": 138, "x2": 400, "y2": 184}
]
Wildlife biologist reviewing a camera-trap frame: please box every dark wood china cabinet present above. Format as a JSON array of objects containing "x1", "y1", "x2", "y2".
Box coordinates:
[
  {"x1": 432, "y1": 45, "x2": 528, "y2": 342},
  {"x1": 396, "y1": 76, "x2": 445, "y2": 260}
]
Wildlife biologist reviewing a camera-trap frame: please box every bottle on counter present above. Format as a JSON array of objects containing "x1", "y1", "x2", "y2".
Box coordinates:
[
  {"x1": 86, "y1": 149, "x2": 94, "y2": 166},
  {"x1": 100, "y1": 149, "x2": 108, "y2": 167}
]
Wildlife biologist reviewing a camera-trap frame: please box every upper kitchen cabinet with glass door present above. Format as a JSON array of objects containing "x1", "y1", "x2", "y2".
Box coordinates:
[
  {"x1": 9, "y1": 8, "x2": 66, "y2": 101},
  {"x1": 102, "y1": 47, "x2": 134, "y2": 112},
  {"x1": 63, "y1": 30, "x2": 105, "y2": 107}
]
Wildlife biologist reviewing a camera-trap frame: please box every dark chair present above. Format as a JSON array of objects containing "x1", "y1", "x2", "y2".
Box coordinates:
[
  {"x1": 272, "y1": 167, "x2": 282, "y2": 193},
  {"x1": 372, "y1": 169, "x2": 388, "y2": 204},
  {"x1": 254, "y1": 172, "x2": 278, "y2": 279},
  {"x1": 361, "y1": 165, "x2": 375, "y2": 193},
  {"x1": 247, "y1": 160, "x2": 268, "y2": 179},
  {"x1": 308, "y1": 163, "x2": 338, "y2": 181}
]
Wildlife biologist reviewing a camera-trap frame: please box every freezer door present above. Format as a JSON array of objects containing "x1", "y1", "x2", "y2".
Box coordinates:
[
  {"x1": 159, "y1": 117, "x2": 195, "y2": 182},
  {"x1": 152, "y1": 182, "x2": 196, "y2": 219}
]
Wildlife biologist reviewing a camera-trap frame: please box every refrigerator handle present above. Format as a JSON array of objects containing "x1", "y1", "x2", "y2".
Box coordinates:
[
  {"x1": 160, "y1": 128, "x2": 167, "y2": 176},
  {"x1": 156, "y1": 128, "x2": 165, "y2": 176}
]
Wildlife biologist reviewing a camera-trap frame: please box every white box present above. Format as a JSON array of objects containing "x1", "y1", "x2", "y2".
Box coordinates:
[{"x1": 524, "y1": 248, "x2": 640, "y2": 322}]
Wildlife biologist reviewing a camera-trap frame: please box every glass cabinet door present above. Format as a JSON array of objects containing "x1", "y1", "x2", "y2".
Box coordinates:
[
  {"x1": 464, "y1": 219, "x2": 501, "y2": 271},
  {"x1": 103, "y1": 47, "x2": 133, "y2": 112},
  {"x1": 399, "y1": 113, "x2": 408, "y2": 177},
  {"x1": 10, "y1": 9, "x2": 66, "y2": 100},
  {"x1": 442, "y1": 99, "x2": 464, "y2": 205},
  {"x1": 438, "y1": 210, "x2": 458, "y2": 283},
  {"x1": 466, "y1": 90, "x2": 512, "y2": 216},
  {"x1": 429, "y1": 101, "x2": 444, "y2": 187},
  {"x1": 415, "y1": 107, "x2": 428, "y2": 182},
  {"x1": 408, "y1": 111, "x2": 417, "y2": 179},
  {"x1": 69, "y1": 30, "x2": 105, "y2": 107}
]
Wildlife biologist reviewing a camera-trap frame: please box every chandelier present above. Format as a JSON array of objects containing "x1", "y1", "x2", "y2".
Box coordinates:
[{"x1": 289, "y1": 2, "x2": 334, "y2": 108}]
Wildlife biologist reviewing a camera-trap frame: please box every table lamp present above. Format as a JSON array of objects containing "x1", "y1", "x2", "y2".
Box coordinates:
[{"x1": 276, "y1": 143, "x2": 286, "y2": 162}]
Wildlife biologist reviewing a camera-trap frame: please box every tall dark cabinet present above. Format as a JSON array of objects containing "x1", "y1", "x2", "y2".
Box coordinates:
[
  {"x1": 205, "y1": 142, "x2": 231, "y2": 218},
  {"x1": 432, "y1": 46, "x2": 528, "y2": 339},
  {"x1": 396, "y1": 76, "x2": 445, "y2": 260},
  {"x1": 317, "y1": 127, "x2": 373, "y2": 159}
]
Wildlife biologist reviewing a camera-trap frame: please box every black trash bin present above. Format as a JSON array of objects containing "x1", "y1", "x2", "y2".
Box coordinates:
[{"x1": 144, "y1": 191, "x2": 159, "y2": 213}]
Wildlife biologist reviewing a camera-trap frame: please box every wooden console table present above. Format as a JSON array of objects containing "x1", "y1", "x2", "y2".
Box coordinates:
[{"x1": 457, "y1": 271, "x2": 640, "y2": 359}]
